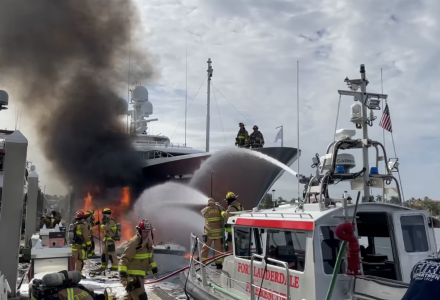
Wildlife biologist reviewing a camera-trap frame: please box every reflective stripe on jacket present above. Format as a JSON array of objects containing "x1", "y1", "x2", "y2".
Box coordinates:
[
  {"x1": 58, "y1": 287, "x2": 94, "y2": 300},
  {"x1": 250, "y1": 131, "x2": 264, "y2": 145},
  {"x1": 72, "y1": 222, "x2": 91, "y2": 250},
  {"x1": 236, "y1": 129, "x2": 249, "y2": 143},
  {"x1": 201, "y1": 206, "x2": 223, "y2": 239},
  {"x1": 222, "y1": 201, "x2": 244, "y2": 233},
  {"x1": 101, "y1": 219, "x2": 117, "y2": 242},
  {"x1": 119, "y1": 235, "x2": 157, "y2": 276}
]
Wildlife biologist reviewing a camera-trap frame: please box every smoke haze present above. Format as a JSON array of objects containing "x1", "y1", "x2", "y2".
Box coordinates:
[
  {"x1": 133, "y1": 182, "x2": 207, "y2": 247},
  {"x1": 0, "y1": 0, "x2": 157, "y2": 194}
]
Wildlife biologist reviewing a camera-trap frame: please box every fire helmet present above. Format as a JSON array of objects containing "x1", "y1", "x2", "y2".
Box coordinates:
[
  {"x1": 253, "y1": 125, "x2": 258, "y2": 130},
  {"x1": 102, "y1": 208, "x2": 111, "y2": 215},
  {"x1": 75, "y1": 211, "x2": 85, "y2": 219},
  {"x1": 225, "y1": 192, "x2": 238, "y2": 200},
  {"x1": 85, "y1": 209, "x2": 94, "y2": 216},
  {"x1": 239, "y1": 122, "x2": 244, "y2": 126},
  {"x1": 137, "y1": 219, "x2": 153, "y2": 231}
]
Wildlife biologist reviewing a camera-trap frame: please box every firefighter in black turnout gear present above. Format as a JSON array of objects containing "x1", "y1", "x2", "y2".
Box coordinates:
[
  {"x1": 235, "y1": 122, "x2": 249, "y2": 148},
  {"x1": 249, "y1": 125, "x2": 264, "y2": 148}
]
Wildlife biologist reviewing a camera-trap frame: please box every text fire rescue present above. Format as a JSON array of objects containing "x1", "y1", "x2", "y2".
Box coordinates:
[{"x1": 238, "y1": 262, "x2": 300, "y2": 288}]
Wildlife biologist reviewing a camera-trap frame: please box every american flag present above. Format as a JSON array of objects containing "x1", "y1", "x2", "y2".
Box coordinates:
[{"x1": 379, "y1": 104, "x2": 392, "y2": 132}]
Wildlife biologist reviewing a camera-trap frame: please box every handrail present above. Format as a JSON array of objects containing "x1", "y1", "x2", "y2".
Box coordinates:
[
  {"x1": 133, "y1": 140, "x2": 193, "y2": 149},
  {"x1": 250, "y1": 254, "x2": 290, "y2": 300},
  {"x1": 229, "y1": 211, "x2": 313, "y2": 219}
]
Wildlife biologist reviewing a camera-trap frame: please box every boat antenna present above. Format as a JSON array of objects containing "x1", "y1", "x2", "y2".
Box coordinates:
[
  {"x1": 206, "y1": 58, "x2": 213, "y2": 152},
  {"x1": 185, "y1": 49, "x2": 188, "y2": 146},
  {"x1": 360, "y1": 64, "x2": 371, "y2": 202},
  {"x1": 296, "y1": 61, "x2": 300, "y2": 201}
]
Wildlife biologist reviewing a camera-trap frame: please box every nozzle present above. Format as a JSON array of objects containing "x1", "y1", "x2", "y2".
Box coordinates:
[{"x1": 360, "y1": 64, "x2": 365, "y2": 73}]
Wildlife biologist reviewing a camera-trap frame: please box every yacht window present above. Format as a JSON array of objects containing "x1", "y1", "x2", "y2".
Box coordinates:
[
  {"x1": 267, "y1": 229, "x2": 306, "y2": 271},
  {"x1": 320, "y1": 226, "x2": 345, "y2": 275},
  {"x1": 401, "y1": 215, "x2": 429, "y2": 253},
  {"x1": 234, "y1": 226, "x2": 262, "y2": 259}
]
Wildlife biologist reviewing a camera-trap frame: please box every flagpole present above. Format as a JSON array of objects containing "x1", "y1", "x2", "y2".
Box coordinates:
[
  {"x1": 281, "y1": 126, "x2": 284, "y2": 147},
  {"x1": 275, "y1": 125, "x2": 283, "y2": 147}
]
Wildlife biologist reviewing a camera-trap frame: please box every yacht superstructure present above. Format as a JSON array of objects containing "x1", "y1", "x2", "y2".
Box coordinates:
[{"x1": 128, "y1": 59, "x2": 299, "y2": 209}]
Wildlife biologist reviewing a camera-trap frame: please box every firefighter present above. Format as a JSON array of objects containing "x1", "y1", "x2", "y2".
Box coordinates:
[
  {"x1": 235, "y1": 122, "x2": 249, "y2": 148},
  {"x1": 30, "y1": 271, "x2": 96, "y2": 300},
  {"x1": 40, "y1": 213, "x2": 53, "y2": 229},
  {"x1": 221, "y1": 192, "x2": 244, "y2": 251},
  {"x1": 119, "y1": 219, "x2": 158, "y2": 300},
  {"x1": 85, "y1": 209, "x2": 100, "y2": 258},
  {"x1": 51, "y1": 210, "x2": 62, "y2": 227},
  {"x1": 200, "y1": 198, "x2": 224, "y2": 269},
  {"x1": 100, "y1": 208, "x2": 118, "y2": 271},
  {"x1": 249, "y1": 125, "x2": 265, "y2": 148},
  {"x1": 71, "y1": 211, "x2": 91, "y2": 276}
]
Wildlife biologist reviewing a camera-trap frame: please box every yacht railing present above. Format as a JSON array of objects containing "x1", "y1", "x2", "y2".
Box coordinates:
[
  {"x1": 133, "y1": 140, "x2": 193, "y2": 149},
  {"x1": 140, "y1": 150, "x2": 174, "y2": 160}
]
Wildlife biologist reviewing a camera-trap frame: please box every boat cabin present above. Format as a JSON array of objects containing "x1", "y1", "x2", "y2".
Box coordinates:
[{"x1": 223, "y1": 202, "x2": 438, "y2": 300}]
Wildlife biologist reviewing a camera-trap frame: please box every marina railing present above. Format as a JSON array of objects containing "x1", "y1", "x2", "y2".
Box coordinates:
[{"x1": 250, "y1": 254, "x2": 291, "y2": 300}]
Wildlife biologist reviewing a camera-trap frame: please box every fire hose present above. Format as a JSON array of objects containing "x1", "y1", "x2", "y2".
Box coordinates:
[
  {"x1": 144, "y1": 250, "x2": 233, "y2": 285},
  {"x1": 89, "y1": 234, "x2": 233, "y2": 284}
]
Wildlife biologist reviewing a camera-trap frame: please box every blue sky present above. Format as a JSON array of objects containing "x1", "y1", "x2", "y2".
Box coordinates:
[{"x1": 1, "y1": 0, "x2": 440, "y2": 201}]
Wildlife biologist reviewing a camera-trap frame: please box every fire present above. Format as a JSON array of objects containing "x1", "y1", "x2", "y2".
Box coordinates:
[
  {"x1": 80, "y1": 187, "x2": 134, "y2": 245},
  {"x1": 184, "y1": 253, "x2": 199, "y2": 260}
]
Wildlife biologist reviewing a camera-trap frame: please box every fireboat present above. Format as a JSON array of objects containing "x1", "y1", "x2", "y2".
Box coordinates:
[{"x1": 179, "y1": 64, "x2": 438, "y2": 300}]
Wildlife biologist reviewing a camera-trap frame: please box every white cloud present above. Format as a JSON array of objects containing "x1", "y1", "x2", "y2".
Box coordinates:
[
  {"x1": 2, "y1": 0, "x2": 439, "y2": 201},
  {"x1": 131, "y1": 0, "x2": 440, "y2": 201}
]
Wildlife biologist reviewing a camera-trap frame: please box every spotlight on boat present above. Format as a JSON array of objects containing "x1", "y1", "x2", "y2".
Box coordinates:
[{"x1": 366, "y1": 97, "x2": 381, "y2": 110}]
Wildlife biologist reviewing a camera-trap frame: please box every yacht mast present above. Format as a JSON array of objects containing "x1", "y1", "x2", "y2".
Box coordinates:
[
  {"x1": 359, "y1": 64, "x2": 370, "y2": 202},
  {"x1": 206, "y1": 58, "x2": 213, "y2": 152},
  {"x1": 185, "y1": 49, "x2": 188, "y2": 146}
]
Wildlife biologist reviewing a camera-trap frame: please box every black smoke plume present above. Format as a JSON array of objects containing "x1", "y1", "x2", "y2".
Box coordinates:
[{"x1": 0, "y1": 0, "x2": 157, "y2": 197}]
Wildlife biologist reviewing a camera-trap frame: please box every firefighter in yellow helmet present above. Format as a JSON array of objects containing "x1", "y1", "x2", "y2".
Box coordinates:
[
  {"x1": 235, "y1": 122, "x2": 249, "y2": 148},
  {"x1": 200, "y1": 198, "x2": 224, "y2": 269},
  {"x1": 84, "y1": 209, "x2": 100, "y2": 258},
  {"x1": 71, "y1": 211, "x2": 91, "y2": 276},
  {"x1": 100, "y1": 208, "x2": 119, "y2": 271},
  {"x1": 119, "y1": 219, "x2": 158, "y2": 300},
  {"x1": 221, "y1": 192, "x2": 244, "y2": 251}
]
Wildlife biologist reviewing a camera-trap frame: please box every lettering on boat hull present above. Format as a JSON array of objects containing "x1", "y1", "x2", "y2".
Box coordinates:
[{"x1": 237, "y1": 262, "x2": 300, "y2": 288}]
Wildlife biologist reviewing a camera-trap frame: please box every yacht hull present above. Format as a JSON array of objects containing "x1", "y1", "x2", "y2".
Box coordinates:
[{"x1": 141, "y1": 147, "x2": 299, "y2": 208}]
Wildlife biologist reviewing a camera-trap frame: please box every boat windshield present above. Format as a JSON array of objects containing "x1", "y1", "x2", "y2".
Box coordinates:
[
  {"x1": 266, "y1": 229, "x2": 307, "y2": 272},
  {"x1": 234, "y1": 226, "x2": 262, "y2": 259}
]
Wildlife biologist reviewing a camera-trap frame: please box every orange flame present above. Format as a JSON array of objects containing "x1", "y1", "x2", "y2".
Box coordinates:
[
  {"x1": 184, "y1": 253, "x2": 199, "y2": 260},
  {"x1": 80, "y1": 187, "x2": 134, "y2": 244}
]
